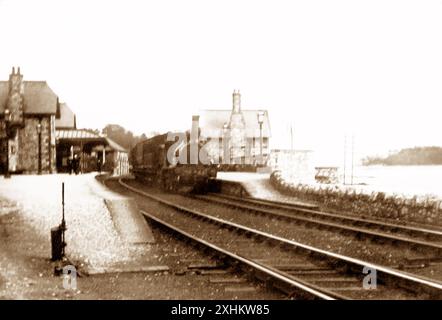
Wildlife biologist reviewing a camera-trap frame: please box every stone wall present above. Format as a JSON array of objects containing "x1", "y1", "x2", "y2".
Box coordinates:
[
  {"x1": 270, "y1": 170, "x2": 442, "y2": 226},
  {"x1": 18, "y1": 116, "x2": 55, "y2": 173}
]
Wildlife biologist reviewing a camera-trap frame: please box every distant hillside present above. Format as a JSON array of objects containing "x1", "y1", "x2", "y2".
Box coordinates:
[{"x1": 362, "y1": 147, "x2": 442, "y2": 166}]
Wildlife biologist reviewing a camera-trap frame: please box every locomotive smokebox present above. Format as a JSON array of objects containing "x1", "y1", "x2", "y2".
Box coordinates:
[{"x1": 190, "y1": 115, "x2": 200, "y2": 164}]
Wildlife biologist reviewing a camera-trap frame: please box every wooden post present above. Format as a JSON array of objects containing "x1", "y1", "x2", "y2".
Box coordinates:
[
  {"x1": 61, "y1": 182, "x2": 66, "y2": 257},
  {"x1": 343, "y1": 135, "x2": 347, "y2": 185},
  {"x1": 80, "y1": 140, "x2": 83, "y2": 173}
]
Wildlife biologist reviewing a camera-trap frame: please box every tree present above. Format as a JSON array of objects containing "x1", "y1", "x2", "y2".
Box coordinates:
[{"x1": 102, "y1": 124, "x2": 148, "y2": 150}]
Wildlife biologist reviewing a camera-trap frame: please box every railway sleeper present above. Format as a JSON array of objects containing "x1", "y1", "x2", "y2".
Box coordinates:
[
  {"x1": 381, "y1": 276, "x2": 435, "y2": 299},
  {"x1": 273, "y1": 264, "x2": 331, "y2": 272},
  {"x1": 310, "y1": 280, "x2": 362, "y2": 290},
  {"x1": 287, "y1": 270, "x2": 341, "y2": 276}
]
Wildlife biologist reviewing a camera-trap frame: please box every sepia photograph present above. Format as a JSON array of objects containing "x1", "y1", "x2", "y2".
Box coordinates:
[{"x1": 0, "y1": 0, "x2": 441, "y2": 313}]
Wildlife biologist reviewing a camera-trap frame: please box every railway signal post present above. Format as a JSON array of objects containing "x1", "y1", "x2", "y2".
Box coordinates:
[{"x1": 51, "y1": 182, "x2": 67, "y2": 261}]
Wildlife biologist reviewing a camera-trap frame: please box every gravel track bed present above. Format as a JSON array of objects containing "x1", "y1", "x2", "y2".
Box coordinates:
[
  {"x1": 112, "y1": 180, "x2": 432, "y2": 299},
  {"x1": 104, "y1": 179, "x2": 285, "y2": 300},
  {"x1": 126, "y1": 180, "x2": 442, "y2": 281},
  {"x1": 0, "y1": 175, "x2": 285, "y2": 300}
]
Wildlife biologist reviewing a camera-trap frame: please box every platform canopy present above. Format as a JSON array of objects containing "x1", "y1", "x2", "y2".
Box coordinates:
[{"x1": 56, "y1": 129, "x2": 127, "y2": 152}]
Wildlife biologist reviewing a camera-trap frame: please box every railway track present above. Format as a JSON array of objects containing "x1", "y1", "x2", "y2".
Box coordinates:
[
  {"x1": 117, "y1": 178, "x2": 442, "y2": 300},
  {"x1": 193, "y1": 193, "x2": 442, "y2": 254}
]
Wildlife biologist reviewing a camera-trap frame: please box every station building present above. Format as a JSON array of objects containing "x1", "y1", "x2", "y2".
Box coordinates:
[
  {"x1": 198, "y1": 91, "x2": 271, "y2": 166},
  {"x1": 0, "y1": 67, "x2": 57, "y2": 174},
  {"x1": 0, "y1": 67, "x2": 128, "y2": 175},
  {"x1": 55, "y1": 126, "x2": 129, "y2": 175},
  {"x1": 53, "y1": 95, "x2": 129, "y2": 175}
]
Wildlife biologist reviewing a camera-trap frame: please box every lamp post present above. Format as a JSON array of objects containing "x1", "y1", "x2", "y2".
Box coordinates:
[
  {"x1": 223, "y1": 122, "x2": 228, "y2": 165},
  {"x1": 36, "y1": 122, "x2": 42, "y2": 175},
  {"x1": 257, "y1": 111, "x2": 265, "y2": 166},
  {"x1": 4, "y1": 109, "x2": 11, "y2": 178}
]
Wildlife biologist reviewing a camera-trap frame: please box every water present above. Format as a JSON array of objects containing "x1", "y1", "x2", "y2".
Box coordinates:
[{"x1": 345, "y1": 165, "x2": 442, "y2": 198}]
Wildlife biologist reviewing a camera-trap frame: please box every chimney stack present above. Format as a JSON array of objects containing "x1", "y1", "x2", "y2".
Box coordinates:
[
  {"x1": 232, "y1": 89, "x2": 241, "y2": 114},
  {"x1": 190, "y1": 115, "x2": 200, "y2": 164},
  {"x1": 9, "y1": 66, "x2": 24, "y2": 91},
  {"x1": 7, "y1": 66, "x2": 25, "y2": 125}
]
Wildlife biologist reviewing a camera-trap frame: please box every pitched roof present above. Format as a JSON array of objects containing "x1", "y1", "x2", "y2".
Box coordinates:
[
  {"x1": 56, "y1": 129, "x2": 101, "y2": 140},
  {"x1": 55, "y1": 129, "x2": 127, "y2": 152},
  {"x1": 199, "y1": 109, "x2": 271, "y2": 139},
  {"x1": 55, "y1": 103, "x2": 76, "y2": 129},
  {"x1": 105, "y1": 137, "x2": 127, "y2": 152},
  {"x1": 0, "y1": 80, "x2": 58, "y2": 114}
]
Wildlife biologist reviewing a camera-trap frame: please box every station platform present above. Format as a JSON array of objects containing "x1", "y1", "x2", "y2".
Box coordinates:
[
  {"x1": 215, "y1": 172, "x2": 316, "y2": 206},
  {"x1": 216, "y1": 172, "x2": 272, "y2": 197},
  {"x1": 90, "y1": 176, "x2": 155, "y2": 244},
  {"x1": 0, "y1": 173, "x2": 155, "y2": 272}
]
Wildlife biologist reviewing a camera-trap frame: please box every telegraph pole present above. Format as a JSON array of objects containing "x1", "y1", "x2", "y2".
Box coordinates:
[
  {"x1": 351, "y1": 134, "x2": 355, "y2": 185},
  {"x1": 343, "y1": 135, "x2": 347, "y2": 185},
  {"x1": 290, "y1": 124, "x2": 294, "y2": 151}
]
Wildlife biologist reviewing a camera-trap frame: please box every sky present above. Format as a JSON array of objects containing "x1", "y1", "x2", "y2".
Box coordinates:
[{"x1": 0, "y1": 0, "x2": 441, "y2": 165}]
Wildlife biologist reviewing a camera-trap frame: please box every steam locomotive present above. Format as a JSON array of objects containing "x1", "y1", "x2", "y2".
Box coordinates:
[{"x1": 130, "y1": 116, "x2": 218, "y2": 193}]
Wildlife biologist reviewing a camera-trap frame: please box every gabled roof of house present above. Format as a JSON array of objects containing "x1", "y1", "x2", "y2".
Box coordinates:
[
  {"x1": 199, "y1": 109, "x2": 271, "y2": 139},
  {"x1": 0, "y1": 81, "x2": 58, "y2": 114},
  {"x1": 55, "y1": 103, "x2": 76, "y2": 129}
]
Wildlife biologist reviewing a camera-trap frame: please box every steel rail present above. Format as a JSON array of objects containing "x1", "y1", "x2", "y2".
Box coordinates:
[
  {"x1": 118, "y1": 179, "x2": 442, "y2": 299},
  {"x1": 212, "y1": 193, "x2": 442, "y2": 237},
  {"x1": 195, "y1": 194, "x2": 442, "y2": 251},
  {"x1": 140, "y1": 209, "x2": 341, "y2": 300}
]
